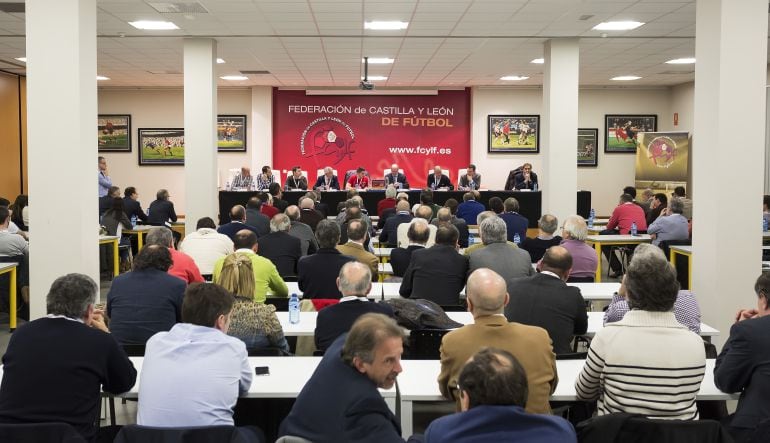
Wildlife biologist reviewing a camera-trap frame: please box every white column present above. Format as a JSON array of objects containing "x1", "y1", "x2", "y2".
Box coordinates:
[
  {"x1": 26, "y1": 0, "x2": 98, "y2": 319},
  {"x1": 693, "y1": 0, "x2": 768, "y2": 347},
  {"x1": 250, "y1": 86, "x2": 273, "y2": 178},
  {"x1": 542, "y1": 39, "x2": 579, "y2": 223},
  {"x1": 184, "y1": 39, "x2": 218, "y2": 235}
]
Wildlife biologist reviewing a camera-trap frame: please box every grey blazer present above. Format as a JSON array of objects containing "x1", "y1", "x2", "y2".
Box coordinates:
[{"x1": 468, "y1": 242, "x2": 534, "y2": 281}]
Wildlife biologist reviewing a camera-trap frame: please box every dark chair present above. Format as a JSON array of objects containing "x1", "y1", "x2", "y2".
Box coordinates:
[
  {"x1": 439, "y1": 305, "x2": 466, "y2": 312},
  {"x1": 282, "y1": 276, "x2": 299, "y2": 283},
  {"x1": 0, "y1": 422, "x2": 86, "y2": 443},
  {"x1": 247, "y1": 347, "x2": 287, "y2": 357},
  {"x1": 556, "y1": 352, "x2": 588, "y2": 360},
  {"x1": 405, "y1": 329, "x2": 449, "y2": 360},
  {"x1": 114, "y1": 424, "x2": 263, "y2": 443},
  {"x1": 567, "y1": 276, "x2": 595, "y2": 283},
  {"x1": 202, "y1": 274, "x2": 213, "y2": 282},
  {"x1": 265, "y1": 297, "x2": 289, "y2": 311},
  {"x1": 312, "y1": 349, "x2": 325, "y2": 357},
  {"x1": 747, "y1": 418, "x2": 770, "y2": 443},
  {"x1": 576, "y1": 413, "x2": 733, "y2": 443},
  {"x1": 122, "y1": 343, "x2": 146, "y2": 356}
]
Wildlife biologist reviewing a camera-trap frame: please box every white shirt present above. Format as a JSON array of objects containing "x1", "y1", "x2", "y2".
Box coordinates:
[
  {"x1": 179, "y1": 228, "x2": 234, "y2": 275},
  {"x1": 0, "y1": 229, "x2": 29, "y2": 257}
]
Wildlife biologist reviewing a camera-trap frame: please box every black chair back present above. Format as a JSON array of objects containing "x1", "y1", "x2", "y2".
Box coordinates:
[
  {"x1": 114, "y1": 424, "x2": 259, "y2": 443},
  {"x1": 122, "y1": 343, "x2": 146, "y2": 356},
  {"x1": 576, "y1": 413, "x2": 733, "y2": 443},
  {"x1": 266, "y1": 297, "x2": 289, "y2": 311},
  {"x1": 747, "y1": 418, "x2": 770, "y2": 443},
  {"x1": 556, "y1": 352, "x2": 588, "y2": 360},
  {"x1": 405, "y1": 329, "x2": 449, "y2": 360},
  {"x1": 0, "y1": 422, "x2": 86, "y2": 443},
  {"x1": 247, "y1": 347, "x2": 287, "y2": 357},
  {"x1": 567, "y1": 276, "x2": 595, "y2": 283}
]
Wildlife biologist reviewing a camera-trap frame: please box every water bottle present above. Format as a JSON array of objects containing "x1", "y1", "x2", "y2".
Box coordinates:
[
  {"x1": 468, "y1": 233, "x2": 474, "y2": 247},
  {"x1": 225, "y1": 180, "x2": 231, "y2": 191},
  {"x1": 630, "y1": 222, "x2": 638, "y2": 236},
  {"x1": 764, "y1": 217, "x2": 769, "y2": 232},
  {"x1": 130, "y1": 215, "x2": 137, "y2": 228},
  {"x1": 533, "y1": 182, "x2": 538, "y2": 192},
  {"x1": 588, "y1": 208, "x2": 595, "y2": 229},
  {"x1": 288, "y1": 293, "x2": 300, "y2": 324},
  {"x1": 513, "y1": 233, "x2": 521, "y2": 245}
]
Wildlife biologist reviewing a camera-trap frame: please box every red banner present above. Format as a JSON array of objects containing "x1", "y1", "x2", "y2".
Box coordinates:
[{"x1": 272, "y1": 89, "x2": 470, "y2": 186}]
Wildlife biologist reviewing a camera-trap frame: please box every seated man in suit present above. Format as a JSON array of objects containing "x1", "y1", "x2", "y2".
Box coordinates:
[
  {"x1": 284, "y1": 166, "x2": 308, "y2": 191},
  {"x1": 469, "y1": 216, "x2": 533, "y2": 282},
  {"x1": 715, "y1": 272, "x2": 770, "y2": 442},
  {"x1": 499, "y1": 197, "x2": 528, "y2": 244},
  {"x1": 439, "y1": 199, "x2": 469, "y2": 248},
  {"x1": 123, "y1": 186, "x2": 148, "y2": 224},
  {"x1": 456, "y1": 191, "x2": 485, "y2": 227},
  {"x1": 504, "y1": 246, "x2": 588, "y2": 355},
  {"x1": 337, "y1": 219, "x2": 378, "y2": 281},
  {"x1": 147, "y1": 189, "x2": 178, "y2": 227},
  {"x1": 513, "y1": 163, "x2": 538, "y2": 190},
  {"x1": 385, "y1": 163, "x2": 409, "y2": 189},
  {"x1": 257, "y1": 214, "x2": 302, "y2": 278},
  {"x1": 520, "y1": 214, "x2": 562, "y2": 263},
  {"x1": 438, "y1": 268, "x2": 557, "y2": 413},
  {"x1": 425, "y1": 348, "x2": 576, "y2": 443},
  {"x1": 298, "y1": 196, "x2": 324, "y2": 232},
  {"x1": 285, "y1": 205, "x2": 318, "y2": 256},
  {"x1": 391, "y1": 220, "x2": 430, "y2": 277},
  {"x1": 427, "y1": 165, "x2": 452, "y2": 190},
  {"x1": 314, "y1": 262, "x2": 394, "y2": 352},
  {"x1": 314, "y1": 166, "x2": 340, "y2": 191},
  {"x1": 380, "y1": 200, "x2": 413, "y2": 247},
  {"x1": 400, "y1": 225, "x2": 468, "y2": 305},
  {"x1": 219, "y1": 205, "x2": 261, "y2": 241},
  {"x1": 244, "y1": 197, "x2": 270, "y2": 237},
  {"x1": 280, "y1": 313, "x2": 420, "y2": 442},
  {"x1": 298, "y1": 220, "x2": 355, "y2": 299},
  {"x1": 99, "y1": 185, "x2": 121, "y2": 217},
  {"x1": 457, "y1": 164, "x2": 481, "y2": 191}
]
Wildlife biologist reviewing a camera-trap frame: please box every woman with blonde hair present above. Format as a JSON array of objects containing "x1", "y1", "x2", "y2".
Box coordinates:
[{"x1": 216, "y1": 252, "x2": 290, "y2": 353}]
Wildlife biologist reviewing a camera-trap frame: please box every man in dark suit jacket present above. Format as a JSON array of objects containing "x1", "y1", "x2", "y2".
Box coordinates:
[
  {"x1": 504, "y1": 246, "x2": 587, "y2": 355},
  {"x1": 499, "y1": 197, "x2": 529, "y2": 244},
  {"x1": 99, "y1": 186, "x2": 121, "y2": 217},
  {"x1": 377, "y1": 207, "x2": 397, "y2": 230},
  {"x1": 315, "y1": 262, "x2": 395, "y2": 351},
  {"x1": 427, "y1": 166, "x2": 452, "y2": 189},
  {"x1": 385, "y1": 164, "x2": 409, "y2": 189},
  {"x1": 269, "y1": 182, "x2": 289, "y2": 213},
  {"x1": 256, "y1": 214, "x2": 302, "y2": 278},
  {"x1": 244, "y1": 197, "x2": 270, "y2": 236},
  {"x1": 308, "y1": 190, "x2": 330, "y2": 217},
  {"x1": 400, "y1": 225, "x2": 468, "y2": 306},
  {"x1": 313, "y1": 167, "x2": 340, "y2": 191},
  {"x1": 280, "y1": 314, "x2": 419, "y2": 442},
  {"x1": 391, "y1": 222, "x2": 429, "y2": 277},
  {"x1": 380, "y1": 200, "x2": 413, "y2": 247},
  {"x1": 715, "y1": 272, "x2": 770, "y2": 442},
  {"x1": 298, "y1": 220, "x2": 355, "y2": 299},
  {"x1": 218, "y1": 205, "x2": 261, "y2": 241},
  {"x1": 122, "y1": 186, "x2": 148, "y2": 223},
  {"x1": 298, "y1": 197, "x2": 324, "y2": 232},
  {"x1": 147, "y1": 189, "x2": 178, "y2": 225},
  {"x1": 425, "y1": 348, "x2": 575, "y2": 442}
]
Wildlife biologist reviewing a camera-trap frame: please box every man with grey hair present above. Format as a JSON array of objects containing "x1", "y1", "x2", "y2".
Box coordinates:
[
  {"x1": 469, "y1": 216, "x2": 533, "y2": 281},
  {"x1": 313, "y1": 166, "x2": 340, "y2": 191},
  {"x1": 377, "y1": 184, "x2": 398, "y2": 217},
  {"x1": 647, "y1": 198, "x2": 690, "y2": 246},
  {"x1": 432, "y1": 206, "x2": 469, "y2": 248},
  {"x1": 0, "y1": 273, "x2": 136, "y2": 442},
  {"x1": 281, "y1": 314, "x2": 419, "y2": 442},
  {"x1": 256, "y1": 213, "x2": 302, "y2": 278},
  {"x1": 314, "y1": 262, "x2": 395, "y2": 352},
  {"x1": 285, "y1": 205, "x2": 318, "y2": 256},
  {"x1": 499, "y1": 197, "x2": 528, "y2": 245},
  {"x1": 146, "y1": 226, "x2": 204, "y2": 283},
  {"x1": 337, "y1": 219, "x2": 379, "y2": 280},
  {"x1": 298, "y1": 196, "x2": 324, "y2": 232},
  {"x1": 397, "y1": 205, "x2": 438, "y2": 248},
  {"x1": 298, "y1": 220, "x2": 356, "y2": 299},
  {"x1": 438, "y1": 268, "x2": 557, "y2": 414},
  {"x1": 385, "y1": 163, "x2": 409, "y2": 189},
  {"x1": 521, "y1": 214, "x2": 562, "y2": 263},
  {"x1": 559, "y1": 215, "x2": 598, "y2": 281}
]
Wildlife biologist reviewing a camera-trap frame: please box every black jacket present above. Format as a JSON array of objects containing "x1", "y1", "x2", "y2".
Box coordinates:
[
  {"x1": 427, "y1": 174, "x2": 452, "y2": 190},
  {"x1": 380, "y1": 213, "x2": 413, "y2": 247},
  {"x1": 315, "y1": 300, "x2": 394, "y2": 351},
  {"x1": 400, "y1": 244, "x2": 468, "y2": 306},
  {"x1": 297, "y1": 249, "x2": 356, "y2": 299},
  {"x1": 245, "y1": 208, "x2": 270, "y2": 237},
  {"x1": 257, "y1": 231, "x2": 302, "y2": 278},
  {"x1": 123, "y1": 198, "x2": 148, "y2": 223},
  {"x1": 390, "y1": 245, "x2": 424, "y2": 277},
  {"x1": 147, "y1": 199, "x2": 177, "y2": 225}
]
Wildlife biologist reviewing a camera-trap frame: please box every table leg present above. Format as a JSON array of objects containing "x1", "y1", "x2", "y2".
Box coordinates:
[
  {"x1": 593, "y1": 242, "x2": 603, "y2": 283},
  {"x1": 400, "y1": 399, "x2": 413, "y2": 438},
  {"x1": 112, "y1": 240, "x2": 119, "y2": 277},
  {"x1": 9, "y1": 267, "x2": 16, "y2": 332},
  {"x1": 137, "y1": 232, "x2": 145, "y2": 250}
]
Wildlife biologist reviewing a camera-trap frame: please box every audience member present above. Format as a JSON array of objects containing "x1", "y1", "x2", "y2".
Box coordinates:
[
  {"x1": 217, "y1": 253, "x2": 289, "y2": 354},
  {"x1": 285, "y1": 166, "x2": 308, "y2": 191},
  {"x1": 213, "y1": 230, "x2": 288, "y2": 303},
  {"x1": 146, "y1": 227, "x2": 204, "y2": 284},
  {"x1": 463, "y1": 211, "x2": 513, "y2": 256},
  {"x1": 427, "y1": 165, "x2": 452, "y2": 190},
  {"x1": 245, "y1": 197, "x2": 270, "y2": 236},
  {"x1": 520, "y1": 214, "x2": 562, "y2": 263},
  {"x1": 715, "y1": 272, "x2": 770, "y2": 442},
  {"x1": 431, "y1": 206, "x2": 469, "y2": 248},
  {"x1": 270, "y1": 182, "x2": 289, "y2": 213},
  {"x1": 575, "y1": 244, "x2": 705, "y2": 419},
  {"x1": 400, "y1": 225, "x2": 468, "y2": 305},
  {"x1": 672, "y1": 186, "x2": 693, "y2": 219},
  {"x1": 298, "y1": 220, "x2": 355, "y2": 299},
  {"x1": 220, "y1": 205, "x2": 261, "y2": 241},
  {"x1": 425, "y1": 348, "x2": 576, "y2": 443},
  {"x1": 256, "y1": 165, "x2": 275, "y2": 190},
  {"x1": 457, "y1": 164, "x2": 481, "y2": 191},
  {"x1": 285, "y1": 205, "x2": 318, "y2": 256},
  {"x1": 391, "y1": 221, "x2": 430, "y2": 278},
  {"x1": 315, "y1": 262, "x2": 394, "y2": 352},
  {"x1": 639, "y1": 188, "x2": 654, "y2": 212},
  {"x1": 101, "y1": 197, "x2": 132, "y2": 262},
  {"x1": 147, "y1": 189, "x2": 178, "y2": 226},
  {"x1": 309, "y1": 190, "x2": 330, "y2": 217},
  {"x1": 259, "y1": 192, "x2": 280, "y2": 218},
  {"x1": 337, "y1": 219, "x2": 378, "y2": 281},
  {"x1": 623, "y1": 185, "x2": 648, "y2": 216},
  {"x1": 0, "y1": 273, "x2": 136, "y2": 442},
  {"x1": 559, "y1": 215, "x2": 598, "y2": 281},
  {"x1": 397, "y1": 205, "x2": 437, "y2": 248},
  {"x1": 179, "y1": 217, "x2": 234, "y2": 276},
  {"x1": 314, "y1": 166, "x2": 340, "y2": 191},
  {"x1": 499, "y1": 197, "x2": 528, "y2": 244},
  {"x1": 469, "y1": 216, "x2": 533, "y2": 281},
  {"x1": 338, "y1": 205, "x2": 366, "y2": 245},
  {"x1": 456, "y1": 191, "x2": 485, "y2": 226},
  {"x1": 504, "y1": 246, "x2": 588, "y2": 354},
  {"x1": 298, "y1": 196, "x2": 324, "y2": 232},
  {"x1": 385, "y1": 163, "x2": 409, "y2": 189},
  {"x1": 98, "y1": 186, "x2": 120, "y2": 217},
  {"x1": 647, "y1": 198, "x2": 690, "y2": 245},
  {"x1": 764, "y1": 195, "x2": 770, "y2": 227},
  {"x1": 488, "y1": 196, "x2": 504, "y2": 214},
  {"x1": 122, "y1": 186, "x2": 148, "y2": 223},
  {"x1": 646, "y1": 192, "x2": 667, "y2": 226},
  {"x1": 106, "y1": 245, "x2": 186, "y2": 345},
  {"x1": 0, "y1": 198, "x2": 26, "y2": 240},
  {"x1": 0, "y1": 207, "x2": 27, "y2": 258},
  {"x1": 380, "y1": 200, "x2": 413, "y2": 247},
  {"x1": 280, "y1": 314, "x2": 419, "y2": 442},
  {"x1": 418, "y1": 188, "x2": 440, "y2": 219},
  {"x1": 377, "y1": 185, "x2": 398, "y2": 217},
  {"x1": 98, "y1": 156, "x2": 112, "y2": 197},
  {"x1": 605, "y1": 286, "x2": 701, "y2": 333},
  {"x1": 602, "y1": 194, "x2": 647, "y2": 276},
  {"x1": 257, "y1": 214, "x2": 302, "y2": 278},
  {"x1": 138, "y1": 283, "x2": 262, "y2": 442},
  {"x1": 438, "y1": 268, "x2": 557, "y2": 413}
]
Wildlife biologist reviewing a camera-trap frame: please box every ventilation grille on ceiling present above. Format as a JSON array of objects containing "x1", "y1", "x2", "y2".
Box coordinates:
[
  {"x1": 240, "y1": 70, "x2": 271, "y2": 75},
  {"x1": 147, "y1": 2, "x2": 209, "y2": 14},
  {"x1": 0, "y1": 3, "x2": 24, "y2": 13}
]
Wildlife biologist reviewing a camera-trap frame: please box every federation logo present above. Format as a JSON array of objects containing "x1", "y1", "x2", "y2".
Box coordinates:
[
  {"x1": 646, "y1": 135, "x2": 677, "y2": 168},
  {"x1": 300, "y1": 117, "x2": 356, "y2": 165}
]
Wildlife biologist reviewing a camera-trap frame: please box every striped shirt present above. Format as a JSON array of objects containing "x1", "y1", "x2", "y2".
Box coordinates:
[
  {"x1": 604, "y1": 290, "x2": 701, "y2": 334},
  {"x1": 576, "y1": 310, "x2": 706, "y2": 420},
  {"x1": 231, "y1": 173, "x2": 254, "y2": 189}
]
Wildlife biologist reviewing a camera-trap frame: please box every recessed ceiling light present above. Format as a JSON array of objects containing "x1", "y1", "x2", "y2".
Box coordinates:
[
  {"x1": 364, "y1": 21, "x2": 408, "y2": 30},
  {"x1": 220, "y1": 75, "x2": 248, "y2": 81},
  {"x1": 665, "y1": 57, "x2": 696, "y2": 64},
  {"x1": 364, "y1": 57, "x2": 394, "y2": 64},
  {"x1": 96, "y1": 75, "x2": 110, "y2": 81},
  {"x1": 593, "y1": 21, "x2": 644, "y2": 31},
  {"x1": 128, "y1": 20, "x2": 179, "y2": 30},
  {"x1": 364, "y1": 76, "x2": 388, "y2": 81},
  {"x1": 611, "y1": 75, "x2": 641, "y2": 81},
  {"x1": 216, "y1": 58, "x2": 226, "y2": 64},
  {"x1": 14, "y1": 57, "x2": 26, "y2": 63},
  {"x1": 500, "y1": 75, "x2": 529, "y2": 81},
  {"x1": 530, "y1": 58, "x2": 544, "y2": 64}
]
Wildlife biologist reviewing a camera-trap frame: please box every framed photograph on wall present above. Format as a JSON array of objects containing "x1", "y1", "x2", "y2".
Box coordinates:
[
  {"x1": 98, "y1": 114, "x2": 131, "y2": 152},
  {"x1": 577, "y1": 128, "x2": 598, "y2": 167},
  {"x1": 137, "y1": 128, "x2": 185, "y2": 166},
  {"x1": 604, "y1": 114, "x2": 657, "y2": 153},
  {"x1": 487, "y1": 115, "x2": 540, "y2": 153},
  {"x1": 217, "y1": 115, "x2": 247, "y2": 152}
]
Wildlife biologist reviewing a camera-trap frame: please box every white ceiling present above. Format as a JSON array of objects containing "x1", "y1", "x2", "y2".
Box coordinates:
[{"x1": 0, "y1": 0, "x2": 759, "y2": 88}]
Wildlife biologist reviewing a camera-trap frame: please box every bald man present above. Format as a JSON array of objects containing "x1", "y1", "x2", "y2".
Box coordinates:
[
  {"x1": 438, "y1": 268, "x2": 557, "y2": 414},
  {"x1": 504, "y1": 246, "x2": 588, "y2": 355},
  {"x1": 298, "y1": 196, "x2": 324, "y2": 232},
  {"x1": 380, "y1": 200, "x2": 413, "y2": 248}
]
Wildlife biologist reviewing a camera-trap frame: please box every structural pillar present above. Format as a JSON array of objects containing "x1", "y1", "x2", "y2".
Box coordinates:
[
  {"x1": 693, "y1": 0, "x2": 767, "y2": 347},
  {"x1": 184, "y1": 39, "x2": 218, "y2": 234},
  {"x1": 542, "y1": 39, "x2": 579, "y2": 222},
  {"x1": 26, "y1": 0, "x2": 98, "y2": 319}
]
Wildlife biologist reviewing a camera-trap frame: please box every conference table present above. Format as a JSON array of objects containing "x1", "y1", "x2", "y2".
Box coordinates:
[
  {"x1": 0, "y1": 262, "x2": 18, "y2": 331},
  {"x1": 396, "y1": 359, "x2": 737, "y2": 437},
  {"x1": 98, "y1": 235, "x2": 120, "y2": 278},
  {"x1": 585, "y1": 234, "x2": 653, "y2": 282},
  {"x1": 122, "y1": 222, "x2": 186, "y2": 251}
]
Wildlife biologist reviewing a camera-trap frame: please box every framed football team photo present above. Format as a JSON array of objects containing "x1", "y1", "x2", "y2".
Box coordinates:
[
  {"x1": 97, "y1": 114, "x2": 131, "y2": 152},
  {"x1": 605, "y1": 114, "x2": 657, "y2": 153},
  {"x1": 217, "y1": 115, "x2": 247, "y2": 152},
  {"x1": 487, "y1": 115, "x2": 540, "y2": 153},
  {"x1": 577, "y1": 128, "x2": 598, "y2": 167},
  {"x1": 138, "y1": 128, "x2": 185, "y2": 166}
]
